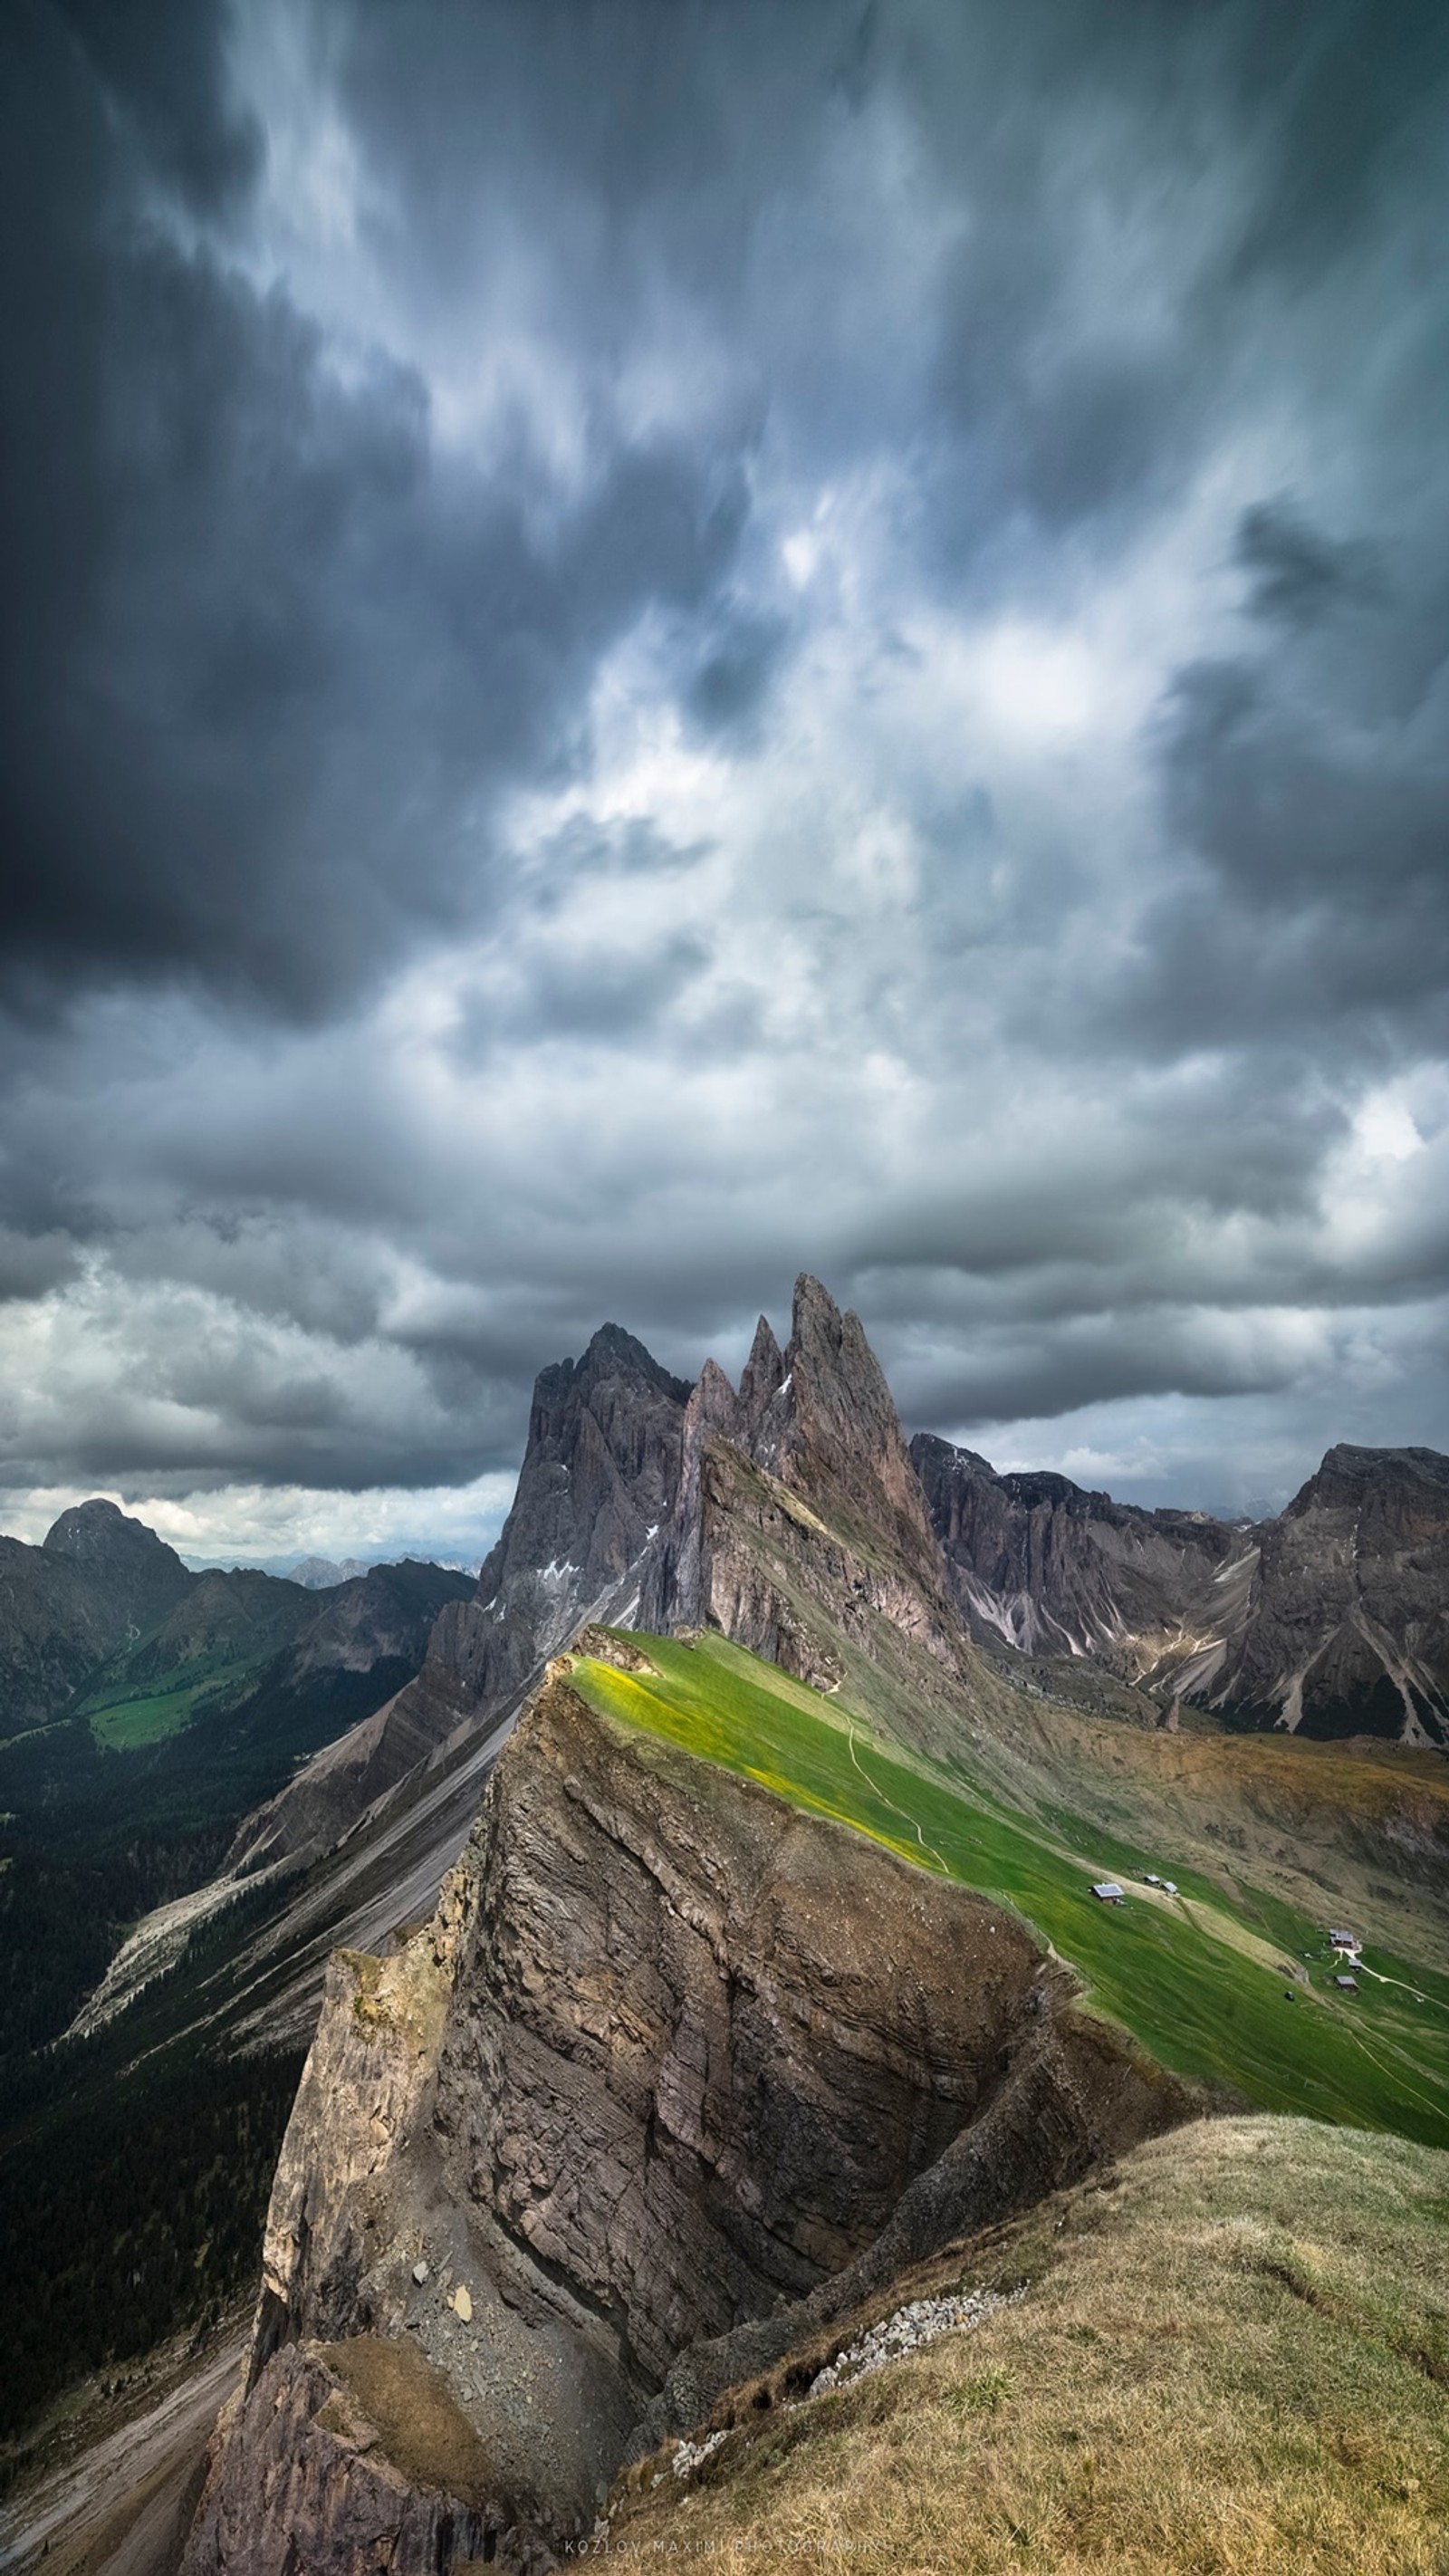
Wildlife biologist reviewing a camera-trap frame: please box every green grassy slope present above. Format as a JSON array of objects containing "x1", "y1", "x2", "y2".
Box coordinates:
[
  {"x1": 83, "y1": 1654, "x2": 279, "y2": 1748},
  {"x1": 75, "y1": 1572, "x2": 319, "y2": 1748},
  {"x1": 570, "y1": 1632, "x2": 1449, "y2": 2147}
]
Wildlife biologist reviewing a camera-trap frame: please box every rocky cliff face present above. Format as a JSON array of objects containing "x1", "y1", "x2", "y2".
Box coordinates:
[
  {"x1": 181, "y1": 1664, "x2": 1190, "y2": 2576},
  {"x1": 640, "y1": 1279, "x2": 971, "y2": 1725},
  {"x1": 226, "y1": 1325, "x2": 692, "y2": 1876},
  {"x1": 218, "y1": 1275, "x2": 966, "y2": 1892},
  {"x1": 1189, "y1": 1445, "x2": 1449, "y2": 1745},
  {"x1": 912, "y1": 1434, "x2": 1242, "y2": 1671},
  {"x1": 913, "y1": 1433, "x2": 1449, "y2": 1745}
]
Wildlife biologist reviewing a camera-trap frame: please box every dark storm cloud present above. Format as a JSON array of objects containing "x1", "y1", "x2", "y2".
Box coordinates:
[
  {"x1": 0, "y1": 0, "x2": 750, "y2": 1019},
  {"x1": 1132, "y1": 489, "x2": 1449, "y2": 1055},
  {"x1": 1, "y1": 0, "x2": 1448, "y2": 1540},
  {"x1": 1234, "y1": 499, "x2": 1387, "y2": 629},
  {"x1": 685, "y1": 612, "x2": 791, "y2": 738}
]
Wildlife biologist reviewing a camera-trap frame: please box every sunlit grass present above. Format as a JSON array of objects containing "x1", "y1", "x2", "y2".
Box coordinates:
[{"x1": 570, "y1": 1631, "x2": 1449, "y2": 2145}]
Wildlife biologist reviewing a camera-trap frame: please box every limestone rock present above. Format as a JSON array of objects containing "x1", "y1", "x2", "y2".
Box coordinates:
[
  {"x1": 911, "y1": 1432, "x2": 1240, "y2": 1670},
  {"x1": 224, "y1": 1322, "x2": 692, "y2": 1875}
]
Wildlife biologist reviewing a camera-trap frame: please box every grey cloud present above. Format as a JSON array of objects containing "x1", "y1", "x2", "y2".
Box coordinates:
[
  {"x1": 1234, "y1": 498, "x2": 1387, "y2": 627},
  {"x1": 0, "y1": 3, "x2": 751, "y2": 1021},
  {"x1": 1, "y1": 0, "x2": 1447, "y2": 1533},
  {"x1": 685, "y1": 612, "x2": 791, "y2": 736}
]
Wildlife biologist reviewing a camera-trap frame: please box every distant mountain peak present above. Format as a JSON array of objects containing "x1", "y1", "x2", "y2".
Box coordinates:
[
  {"x1": 291, "y1": 1555, "x2": 372, "y2": 1590},
  {"x1": 574, "y1": 1320, "x2": 692, "y2": 1399},
  {"x1": 43, "y1": 1495, "x2": 167, "y2": 1556},
  {"x1": 738, "y1": 1312, "x2": 786, "y2": 1419},
  {"x1": 42, "y1": 1496, "x2": 188, "y2": 1589},
  {"x1": 763, "y1": 1273, "x2": 941, "y2": 1574}
]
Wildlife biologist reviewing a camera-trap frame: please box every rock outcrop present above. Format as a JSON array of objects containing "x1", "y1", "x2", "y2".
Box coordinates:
[
  {"x1": 914, "y1": 1433, "x2": 1449, "y2": 1745},
  {"x1": 1197, "y1": 1445, "x2": 1449, "y2": 1743},
  {"x1": 181, "y1": 1669, "x2": 1191, "y2": 2575},
  {"x1": 912, "y1": 1433, "x2": 1243, "y2": 1670},
  {"x1": 641, "y1": 1278, "x2": 967, "y2": 1716},
  {"x1": 225, "y1": 1324, "x2": 692, "y2": 1876}
]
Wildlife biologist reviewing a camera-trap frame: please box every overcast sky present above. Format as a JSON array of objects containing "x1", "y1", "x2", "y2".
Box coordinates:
[{"x1": 2, "y1": 0, "x2": 1447, "y2": 1564}]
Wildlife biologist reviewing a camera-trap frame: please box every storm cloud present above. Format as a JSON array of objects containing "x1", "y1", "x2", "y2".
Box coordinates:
[{"x1": 1, "y1": 0, "x2": 1447, "y2": 1559}]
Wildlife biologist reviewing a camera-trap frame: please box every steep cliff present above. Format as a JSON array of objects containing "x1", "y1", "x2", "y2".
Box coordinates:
[
  {"x1": 1191, "y1": 1444, "x2": 1449, "y2": 1743},
  {"x1": 180, "y1": 1667, "x2": 1190, "y2": 2575},
  {"x1": 640, "y1": 1279, "x2": 993, "y2": 1757},
  {"x1": 913, "y1": 1432, "x2": 1449, "y2": 1745},
  {"x1": 911, "y1": 1432, "x2": 1242, "y2": 1673},
  {"x1": 226, "y1": 1324, "x2": 692, "y2": 1876}
]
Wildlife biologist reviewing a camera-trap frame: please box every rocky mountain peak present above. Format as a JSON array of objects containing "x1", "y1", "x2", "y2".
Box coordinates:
[
  {"x1": 762, "y1": 1274, "x2": 940, "y2": 1575},
  {"x1": 738, "y1": 1312, "x2": 786, "y2": 1423},
  {"x1": 43, "y1": 1495, "x2": 182, "y2": 1576},
  {"x1": 1287, "y1": 1444, "x2": 1449, "y2": 1520},
  {"x1": 639, "y1": 1275, "x2": 956, "y2": 1659},
  {"x1": 39, "y1": 1498, "x2": 193, "y2": 1639},
  {"x1": 575, "y1": 1319, "x2": 689, "y2": 1399},
  {"x1": 481, "y1": 1323, "x2": 692, "y2": 1609}
]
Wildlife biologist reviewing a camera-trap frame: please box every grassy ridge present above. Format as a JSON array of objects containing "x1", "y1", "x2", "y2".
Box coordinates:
[
  {"x1": 570, "y1": 1632, "x2": 1449, "y2": 2146},
  {"x1": 612, "y1": 2115, "x2": 1449, "y2": 2575}
]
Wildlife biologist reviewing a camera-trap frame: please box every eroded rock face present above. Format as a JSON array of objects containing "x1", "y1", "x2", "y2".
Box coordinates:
[
  {"x1": 226, "y1": 1324, "x2": 693, "y2": 1875},
  {"x1": 1210, "y1": 1446, "x2": 1449, "y2": 1743},
  {"x1": 911, "y1": 1433, "x2": 1241, "y2": 1670},
  {"x1": 432, "y1": 1679, "x2": 1044, "y2": 2374},
  {"x1": 182, "y1": 1675, "x2": 1188, "y2": 2574},
  {"x1": 642, "y1": 1277, "x2": 964, "y2": 1697},
  {"x1": 181, "y1": 2342, "x2": 495, "y2": 2576},
  {"x1": 913, "y1": 1432, "x2": 1449, "y2": 1745}
]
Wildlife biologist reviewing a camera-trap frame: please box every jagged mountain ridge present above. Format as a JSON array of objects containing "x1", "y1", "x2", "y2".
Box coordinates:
[
  {"x1": 226, "y1": 1322, "x2": 692, "y2": 1880},
  {"x1": 82, "y1": 1289, "x2": 1449, "y2": 2055},
  {"x1": 86, "y1": 1278, "x2": 1000, "y2": 2054},
  {"x1": 914, "y1": 1432, "x2": 1449, "y2": 1745},
  {"x1": 166, "y1": 1286, "x2": 1449, "y2": 2571}
]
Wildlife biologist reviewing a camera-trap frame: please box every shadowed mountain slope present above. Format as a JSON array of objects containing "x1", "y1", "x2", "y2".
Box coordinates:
[
  {"x1": 0, "y1": 1500, "x2": 193, "y2": 1740},
  {"x1": 914, "y1": 1434, "x2": 1449, "y2": 1747},
  {"x1": 226, "y1": 1322, "x2": 693, "y2": 1880}
]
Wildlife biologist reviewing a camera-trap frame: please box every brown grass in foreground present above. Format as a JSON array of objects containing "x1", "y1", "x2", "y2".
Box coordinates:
[{"x1": 609, "y1": 2117, "x2": 1449, "y2": 2574}]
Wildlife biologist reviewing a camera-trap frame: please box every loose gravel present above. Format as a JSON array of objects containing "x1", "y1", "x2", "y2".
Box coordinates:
[{"x1": 807, "y1": 2285, "x2": 1024, "y2": 2398}]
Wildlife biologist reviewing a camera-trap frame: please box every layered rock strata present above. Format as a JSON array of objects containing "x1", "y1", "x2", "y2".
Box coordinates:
[
  {"x1": 912, "y1": 1432, "x2": 1242, "y2": 1673},
  {"x1": 181, "y1": 1668, "x2": 1191, "y2": 2574},
  {"x1": 1204, "y1": 1445, "x2": 1449, "y2": 1742}
]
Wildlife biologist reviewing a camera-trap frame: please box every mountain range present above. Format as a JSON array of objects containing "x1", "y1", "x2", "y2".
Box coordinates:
[
  {"x1": 5, "y1": 1279, "x2": 1449, "y2": 2575},
  {"x1": 0, "y1": 1515, "x2": 475, "y2": 2071},
  {"x1": 916, "y1": 1433, "x2": 1449, "y2": 1744}
]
